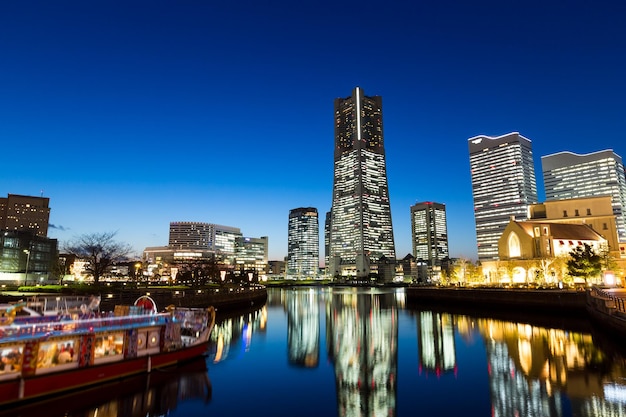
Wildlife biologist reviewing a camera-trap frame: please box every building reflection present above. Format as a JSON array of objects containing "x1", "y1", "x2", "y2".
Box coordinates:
[
  {"x1": 416, "y1": 311, "x2": 456, "y2": 377},
  {"x1": 286, "y1": 288, "x2": 320, "y2": 367},
  {"x1": 462, "y1": 316, "x2": 626, "y2": 417},
  {"x1": 209, "y1": 305, "x2": 267, "y2": 363},
  {"x1": 326, "y1": 291, "x2": 398, "y2": 417}
]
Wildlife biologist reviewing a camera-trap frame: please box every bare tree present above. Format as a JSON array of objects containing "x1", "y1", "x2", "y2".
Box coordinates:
[{"x1": 64, "y1": 232, "x2": 133, "y2": 283}]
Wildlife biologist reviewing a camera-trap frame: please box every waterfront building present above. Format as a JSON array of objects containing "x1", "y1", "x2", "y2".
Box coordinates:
[
  {"x1": 168, "y1": 222, "x2": 241, "y2": 264},
  {"x1": 468, "y1": 132, "x2": 538, "y2": 261},
  {"x1": 528, "y1": 196, "x2": 624, "y2": 258},
  {"x1": 410, "y1": 201, "x2": 449, "y2": 279},
  {"x1": 287, "y1": 207, "x2": 319, "y2": 279},
  {"x1": 329, "y1": 87, "x2": 396, "y2": 279},
  {"x1": 542, "y1": 150, "x2": 626, "y2": 243},
  {"x1": 235, "y1": 236, "x2": 268, "y2": 276},
  {"x1": 483, "y1": 219, "x2": 607, "y2": 284},
  {"x1": 0, "y1": 194, "x2": 50, "y2": 237}
]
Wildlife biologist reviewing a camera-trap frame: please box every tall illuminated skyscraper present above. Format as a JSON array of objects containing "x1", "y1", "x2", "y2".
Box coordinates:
[
  {"x1": 410, "y1": 202, "x2": 449, "y2": 269},
  {"x1": 329, "y1": 87, "x2": 396, "y2": 278},
  {"x1": 468, "y1": 132, "x2": 538, "y2": 261},
  {"x1": 287, "y1": 207, "x2": 319, "y2": 278},
  {"x1": 542, "y1": 150, "x2": 626, "y2": 242}
]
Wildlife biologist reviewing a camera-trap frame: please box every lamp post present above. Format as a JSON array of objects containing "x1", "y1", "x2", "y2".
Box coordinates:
[{"x1": 23, "y1": 249, "x2": 31, "y2": 286}]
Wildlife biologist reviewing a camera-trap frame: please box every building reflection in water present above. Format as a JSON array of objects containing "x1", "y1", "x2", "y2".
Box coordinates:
[
  {"x1": 453, "y1": 315, "x2": 626, "y2": 417},
  {"x1": 417, "y1": 311, "x2": 456, "y2": 377},
  {"x1": 209, "y1": 305, "x2": 267, "y2": 363},
  {"x1": 287, "y1": 288, "x2": 320, "y2": 367},
  {"x1": 326, "y1": 290, "x2": 398, "y2": 417}
]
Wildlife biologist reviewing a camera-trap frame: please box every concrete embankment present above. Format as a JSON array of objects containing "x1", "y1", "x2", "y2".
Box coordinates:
[
  {"x1": 0, "y1": 286, "x2": 268, "y2": 313},
  {"x1": 406, "y1": 286, "x2": 587, "y2": 312}
]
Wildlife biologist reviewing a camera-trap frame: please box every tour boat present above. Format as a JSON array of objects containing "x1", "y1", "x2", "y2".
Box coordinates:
[{"x1": 0, "y1": 294, "x2": 215, "y2": 406}]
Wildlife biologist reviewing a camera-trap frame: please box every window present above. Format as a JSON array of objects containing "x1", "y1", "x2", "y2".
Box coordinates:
[
  {"x1": 36, "y1": 339, "x2": 78, "y2": 370},
  {"x1": 0, "y1": 345, "x2": 24, "y2": 375},
  {"x1": 587, "y1": 208, "x2": 592, "y2": 215},
  {"x1": 603, "y1": 223, "x2": 608, "y2": 230},
  {"x1": 563, "y1": 210, "x2": 568, "y2": 217},
  {"x1": 508, "y1": 232, "x2": 521, "y2": 258},
  {"x1": 95, "y1": 332, "x2": 124, "y2": 359},
  {"x1": 575, "y1": 209, "x2": 580, "y2": 216}
]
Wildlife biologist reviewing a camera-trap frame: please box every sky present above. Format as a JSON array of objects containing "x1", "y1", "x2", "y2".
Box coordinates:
[{"x1": 2, "y1": 1, "x2": 626, "y2": 262}]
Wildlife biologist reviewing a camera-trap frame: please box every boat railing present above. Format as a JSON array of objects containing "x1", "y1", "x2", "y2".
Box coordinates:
[
  {"x1": 589, "y1": 286, "x2": 626, "y2": 314},
  {"x1": 0, "y1": 311, "x2": 172, "y2": 343}
]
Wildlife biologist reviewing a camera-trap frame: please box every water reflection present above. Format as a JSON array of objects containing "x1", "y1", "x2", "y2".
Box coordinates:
[
  {"x1": 326, "y1": 290, "x2": 398, "y2": 417},
  {"x1": 287, "y1": 288, "x2": 319, "y2": 367},
  {"x1": 1, "y1": 357, "x2": 211, "y2": 417},
  {"x1": 209, "y1": 304, "x2": 267, "y2": 363}
]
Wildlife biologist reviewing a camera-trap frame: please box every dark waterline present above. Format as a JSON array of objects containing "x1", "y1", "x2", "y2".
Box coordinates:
[{"x1": 5, "y1": 287, "x2": 626, "y2": 417}]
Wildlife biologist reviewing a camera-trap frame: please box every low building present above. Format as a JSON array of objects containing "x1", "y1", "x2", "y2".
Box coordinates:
[{"x1": 481, "y1": 219, "x2": 607, "y2": 284}]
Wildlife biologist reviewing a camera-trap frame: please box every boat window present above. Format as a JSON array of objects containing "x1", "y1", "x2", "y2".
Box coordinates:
[
  {"x1": 37, "y1": 339, "x2": 78, "y2": 369},
  {"x1": 95, "y1": 332, "x2": 124, "y2": 358},
  {"x1": 0, "y1": 345, "x2": 23, "y2": 374}
]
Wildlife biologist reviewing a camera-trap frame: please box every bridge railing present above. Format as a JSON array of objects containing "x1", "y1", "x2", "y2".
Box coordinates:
[{"x1": 589, "y1": 286, "x2": 626, "y2": 314}]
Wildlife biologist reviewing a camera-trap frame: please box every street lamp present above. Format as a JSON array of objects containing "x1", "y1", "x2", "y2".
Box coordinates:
[{"x1": 23, "y1": 249, "x2": 31, "y2": 286}]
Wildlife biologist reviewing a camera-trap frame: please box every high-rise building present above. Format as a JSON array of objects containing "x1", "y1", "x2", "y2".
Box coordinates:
[
  {"x1": 329, "y1": 87, "x2": 396, "y2": 278},
  {"x1": 542, "y1": 150, "x2": 626, "y2": 242},
  {"x1": 0, "y1": 194, "x2": 51, "y2": 237},
  {"x1": 410, "y1": 202, "x2": 449, "y2": 270},
  {"x1": 287, "y1": 207, "x2": 319, "y2": 278},
  {"x1": 468, "y1": 132, "x2": 538, "y2": 261}
]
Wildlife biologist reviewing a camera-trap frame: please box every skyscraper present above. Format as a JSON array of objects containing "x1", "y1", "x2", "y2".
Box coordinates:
[
  {"x1": 287, "y1": 207, "x2": 319, "y2": 278},
  {"x1": 468, "y1": 133, "x2": 538, "y2": 261},
  {"x1": 329, "y1": 87, "x2": 396, "y2": 278},
  {"x1": 542, "y1": 150, "x2": 626, "y2": 242},
  {"x1": 410, "y1": 202, "x2": 449, "y2": 269}
]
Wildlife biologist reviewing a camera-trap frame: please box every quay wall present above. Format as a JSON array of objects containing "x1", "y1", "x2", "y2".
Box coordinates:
[{"x1": 406, "y1": 287, "x2": 587, "y2": 312}]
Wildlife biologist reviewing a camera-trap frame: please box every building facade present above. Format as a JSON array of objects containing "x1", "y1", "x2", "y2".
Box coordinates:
[
  {"x1": 468, "y1": 132, "x2": 538, "y2": 261},
  {"x1": 0, "y1": 194, "x2": 57, "y2": 283},
  {"x1": 329, "y1": 87, "x2": 396, "y2": 278},
  {"x1": 168, "y1": 222, "x2": 241, "y2": 264},
  {"x1": 287, "y1": 207, "x2": 319, "y2": 279},
  {"x1": 528, "y1": 196, "x2": 624, "y2": 257},
  {"x1": 410, "y1": 202, "x2": 449, "y2": 274},
  {"x1": 542, "y1": 150, "x2": 626, "y2": 243},
  {"x1": 235, "y1": 236, "x2": 268, "y2": 276},
  {"x1": 0, "y1": 194, "x2": 50, "y2": 237}
]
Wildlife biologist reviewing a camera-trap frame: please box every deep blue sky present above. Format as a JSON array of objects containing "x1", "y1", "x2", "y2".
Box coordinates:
[{"x1": 2, "y1": 1, "x2": 626, "y2": 262}]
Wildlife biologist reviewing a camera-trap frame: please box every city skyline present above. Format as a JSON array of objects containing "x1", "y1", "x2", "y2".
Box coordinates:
[{"x1": 2, "y1": 2, "x2": 626, "y2": 262}]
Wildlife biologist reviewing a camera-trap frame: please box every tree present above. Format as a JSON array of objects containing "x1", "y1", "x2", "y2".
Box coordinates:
[
  {"x1": 64, "y1": 232, "x2": 133, "y2": 283},
  {"x1": 566, "y1": 243, "x2": 602, "y2": 285}
]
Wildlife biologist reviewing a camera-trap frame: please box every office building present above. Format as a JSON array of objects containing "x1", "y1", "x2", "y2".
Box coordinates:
[
  {"x1": 0, "y1": 194, "x2": 56, "y2": 283},
  {"x1": 542, "y1": 150, "x2": 626, "y2": 242},
  {"x1": 410, "y1": 202, "x2": 449, "y2": 273},
  {"x1": 287, "y1": 207, "x2": 319, "y2": 278},
  {"x1": 235, "y1": 236, "x2": 268, "y2": 276},
  {"x1": 168, "y1": 222, "x2": 241, "y2": 263},
  {"x1": 0, "y1": 194, "x2": 50, "y2": 237},
  {"x1": 468, "y1": 132, "x2": 538, "y2": 261},
  {"x1": 329, "y1": 87, "x2": 396, "y2": 278}
]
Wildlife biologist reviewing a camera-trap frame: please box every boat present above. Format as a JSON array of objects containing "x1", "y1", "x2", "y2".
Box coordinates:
[{"x1": 0, "y1": 294, "x2": 215, "y2": 407}]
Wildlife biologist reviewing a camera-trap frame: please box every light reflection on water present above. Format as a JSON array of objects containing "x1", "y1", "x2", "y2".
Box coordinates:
[{"x1": 7, "y1": 287, "x2": 626, "y2": 417}]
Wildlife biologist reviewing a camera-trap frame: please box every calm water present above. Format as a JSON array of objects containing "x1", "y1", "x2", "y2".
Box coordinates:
[{"x1": 6, "y1": 287, "x2": 626, "y2": 417}]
